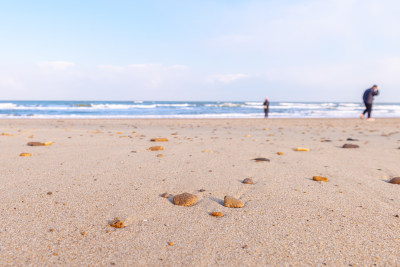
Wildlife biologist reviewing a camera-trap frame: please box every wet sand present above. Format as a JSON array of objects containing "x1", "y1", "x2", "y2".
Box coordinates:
[{"x1": 1, "y1": 118, "x2": 400, "y2": 266}]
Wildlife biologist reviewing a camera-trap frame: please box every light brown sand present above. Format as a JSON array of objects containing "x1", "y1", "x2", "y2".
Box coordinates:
[{"x1": 1, "y1": 118, "x2": 400, "y2": 266}]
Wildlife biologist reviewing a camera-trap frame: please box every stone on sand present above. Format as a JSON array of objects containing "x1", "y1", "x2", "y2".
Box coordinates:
[
  {"x1": 252, "y1": 157, "x2": 270, "y2": 162},
  {"x1": 295, "y1": 147, "x2": 310, "y2": 151},
  {"x1": 389, "y1": 177, "x2": 400, "y2": 184},
  {"x1": 19, "y1": 153, "x2": 32, "y2": 157},
  {"x1": 313, "y1": 176, "x2": 329, "y2": 182},
  {"x1": 110, "y1": 218, "x2": 125, "y2": 228},
  {"x1": 151, "y1": 138, "x2": 169, "y2": 142},
  {"x1": 161, "y1": 193, "x2": 170, "y2": 198},
  {"x1": 173, "y1": 193, "x2": 198, "y2": 206},
  {"x1": 148, "y1": 146, "x2": 164, "y2": 151},
  {"x1": 342, "y1": 144, "x2": 359, "y2": 148},
  {"x1": 27, "y1": 142, "x2": 45, "y2": 146},
  {"x1": 224, "y1": 196, "x2": 244, "y2": 208},
  {"x1": 211, "y1": 212, "x2": 224, "y2": 217},
  {"x1": 242, "y1": 178, "x2": 254, "y2": 184}
]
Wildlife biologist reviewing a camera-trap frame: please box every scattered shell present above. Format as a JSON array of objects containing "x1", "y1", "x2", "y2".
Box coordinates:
[
  {"x1": 389, "y1": 177, "x2": 400, "y2": 184},
  {"x1": 224, "y1": 196, "x2": 244, "y2": 208},
  {"x1": 151, "y1": 138, "x2": 169, "y2": 142},
  {"x1": 277, "y1": 152, "x2": 284, "y2": 155},
  {"x1": 295, "y1": 148, "x2": 310, "y2": 151},
  {"x1": 173, "y1": 193, "x2": 198, "y2": 206},
  {"x1": 1, "y1": 133, "x2": 13, "y2": 136},
  {"x1": 161, "y1": 193, "x2": 170, "y2": 198},
  {"x1": 199, "y1": 189, "x2": 206, "y2": 192},
  {"x1": 157, "y1": 154, "x2": 164, "y2": 158},
  {"x1": 245, "y1": 134, "x2": 251, "y2": 137},
  {"x1": 148, "y1": 146, "x2": 164, "y2": 151},
  {"x1": 346, "y1": 138, "x2": 359, "y2": 141},
  {"x1": 110, "y1": 218, "x2": 125, "y2": 228},
  {"x1": 19, "y1": 153, "x2": 32, "y2": 157},
  {"x1": 313, "y1": 176, "x2": 329, "y2": 182},
  {"x1": 242, "y1": 178, "x2": 254, "y2": 184},
  {"x1": 211, "y1": 212, "x2": 224, "y2": 217},
  {"x1": 342, "y1": 144, "x2": 359, "y2": 148},
  {"x1": 202, "y1": 150, "x2": 214, "y2": 153},
  {"x1": 47, "y1": 192, "x2": 53, "y2": 195},
  {"x1": 168, "y1": 242, "x2": 174, "y2": 246}
]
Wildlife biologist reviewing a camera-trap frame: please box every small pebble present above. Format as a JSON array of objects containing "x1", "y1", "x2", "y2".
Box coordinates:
[
  {"x1": 47, "y1": 192, "x2": 53, "y2": 195},
  {"x1": 242, "y1": 178, "x2": 254, "y2": 184},
  {"x1": 342, "y1": 144, "x2": 359, "y2": 148},
  {"x1": 224, "y1": 196, "x2": 244, "y2": 208},
  {"x1": 173, "y1": 193, "x2": 198, "y2": 206},
  {"x1": 151, "y1": 138, "x2": 168, "y2": 142},
  {"x1": 110, "y1": 218, "x2": 125, "y2": 228},
  {"x1": 199, "y1": 189, "x2": 206, "y2": 192},
  {"x1": 211, "y1": 212, "x2": 224, "y2": 217},
  {"x1": 389, "y1": 177, "x2": 400, "y2": 184},
  {"x1": 252, "y1": 157, "x2": 270, "y2": 162},
  {"x1": 277, "y1": 152, "x2": 284, "y2": 155},
  {"x1": 27, "y1": 142, "x2": 45, "y2": 146},
  {"x1": 148, "y1": 146, "x2": 164, "y2": 151},
  {"x1": 161, "y1": 193, "x2": 170, "y2": 198},
  {"x1": 295, "y1": 147, "x2": 309, "y2": 151},
  {"x1": 313, "y1": 176, "x2": 329, "y2": 182}
]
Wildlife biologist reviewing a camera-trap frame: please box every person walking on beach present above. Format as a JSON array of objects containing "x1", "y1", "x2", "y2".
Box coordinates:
[
  {"x1": 361, "y1": 85, "x2": 379, "y2": 120},
  {"x1": 263, "y1": 97, "x2": 269, "y2": 118}
]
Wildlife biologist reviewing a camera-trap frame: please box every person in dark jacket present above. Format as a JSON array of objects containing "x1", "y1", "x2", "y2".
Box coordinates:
[
  {"x1": 263, "y1": 97, "x2": 269, "y2": 118},
  {"x1": 361, "y1": 85, "x2": 379, "y2": 120}
]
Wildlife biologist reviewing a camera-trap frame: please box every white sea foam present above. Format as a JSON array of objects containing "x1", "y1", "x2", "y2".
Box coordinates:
[
  {"x1": 1, "y1": 101, "x2": 400, "y2": 119},
  {"x1": 0, "y1": 103, "x2": 18, "y2": 109},
  {"x1": 156, "y1": 103, "x2": 194, "y2": 107}
]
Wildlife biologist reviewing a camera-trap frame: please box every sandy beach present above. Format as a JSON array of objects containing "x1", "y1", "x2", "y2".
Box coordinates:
[{"x1": 1, "y1": 118, "x2": 400, "y2": 266}]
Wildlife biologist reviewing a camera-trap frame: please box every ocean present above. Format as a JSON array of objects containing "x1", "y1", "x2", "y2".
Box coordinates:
[{"x1": 0, "y1": 100, "x2": 400, "y2": 119}]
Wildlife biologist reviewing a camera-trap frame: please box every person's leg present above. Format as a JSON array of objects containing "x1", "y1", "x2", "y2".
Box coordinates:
[
  {"x1": 264, "y1": 109, "x2": 268, "y2": 118},
  {"x1": 367, "y1": 103, "x2": 372, "y2": 118},
  {"x1": 362, "y1": 103, "x2": 368, "y2": 115},
  {"x1": 361, "y1": 103, "x2": 368, "y2": 118}
]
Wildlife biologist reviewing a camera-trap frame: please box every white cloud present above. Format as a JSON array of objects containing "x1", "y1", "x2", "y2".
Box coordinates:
[
  {"x1": 207, "y1": 73, "x2": 250, "y2": 84},
  {"x1": 37, "y1": 61, "x2": 75, "y2": 70}
]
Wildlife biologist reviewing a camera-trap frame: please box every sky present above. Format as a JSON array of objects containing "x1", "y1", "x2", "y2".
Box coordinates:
[{"x1": 0, "y1": 0, "x2": 400, "y2": 102}]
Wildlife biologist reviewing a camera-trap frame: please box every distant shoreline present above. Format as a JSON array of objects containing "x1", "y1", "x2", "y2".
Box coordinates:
[{"x1": 1, "y1": 100, "x2": 399, "y2": 119}]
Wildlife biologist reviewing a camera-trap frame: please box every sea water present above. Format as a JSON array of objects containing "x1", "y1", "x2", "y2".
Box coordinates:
[{"x1": 0, "y1": 101, "x2": 399, "y2": 119}]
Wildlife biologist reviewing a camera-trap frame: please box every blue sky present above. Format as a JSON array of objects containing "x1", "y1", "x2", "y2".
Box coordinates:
[{"x1": 1, "y1": 0, "x2": 399, "y2": 101}]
